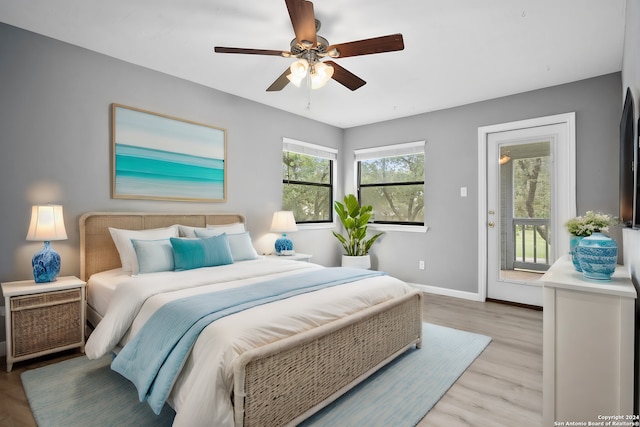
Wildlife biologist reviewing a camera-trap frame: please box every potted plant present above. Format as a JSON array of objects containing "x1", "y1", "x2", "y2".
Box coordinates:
[
  {"x1": 332, "y1": 194, "x2": 384, "y2": 269},
  {"x1": 565, "y1": 211, "x2": 617, "y2": 272},
  {"x1": 565, "y1": 211, "x2": 616, "y2": 238}
]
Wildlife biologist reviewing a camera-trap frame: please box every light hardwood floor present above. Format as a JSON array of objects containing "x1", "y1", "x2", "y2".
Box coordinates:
[
  {"x1": 419, "y1": 294, "x2": 543, "y2": 427},
  {"x1": 0, "y1": 293, "x2": 542, "y2": 427}
]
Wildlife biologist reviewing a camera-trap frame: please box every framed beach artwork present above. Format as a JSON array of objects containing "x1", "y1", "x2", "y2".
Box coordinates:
[{"x1": 112, "y1": 104, "x2": 226, "y2": 202}]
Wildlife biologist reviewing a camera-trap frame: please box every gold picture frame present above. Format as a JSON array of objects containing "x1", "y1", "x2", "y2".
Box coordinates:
[{"x1": 111, "y1": 104, "x2": 227, "y2": 202}]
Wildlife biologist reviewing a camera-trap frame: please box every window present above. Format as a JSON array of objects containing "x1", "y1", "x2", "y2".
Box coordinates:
[
  {"x1": 355, "y1": 141, "x2": 425, "y2": 225},
  {"x1": 282, "y1": 138, "x2": 337, "y2": 223}
]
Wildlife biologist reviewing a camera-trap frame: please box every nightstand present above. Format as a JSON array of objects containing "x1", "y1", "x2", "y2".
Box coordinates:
[
  {"x1": 1, "y1": 276, "x2": 86, "y2": 372},
  {"x1": 265, "y1": 253, "x2": 312, "y2": 262}
]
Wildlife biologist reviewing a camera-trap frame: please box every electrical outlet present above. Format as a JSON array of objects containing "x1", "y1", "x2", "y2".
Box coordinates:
[{"x1": 419, "y1": 260, "x2": 425, "y2": 270}]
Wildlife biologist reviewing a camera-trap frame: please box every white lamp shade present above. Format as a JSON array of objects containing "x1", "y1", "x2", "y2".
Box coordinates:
[
  {"x1": 26, "y1": 205, "x2": 68, "y2": 241},
  {"x1": 270, "y1": 211, "x2": 298, "y2": 233}
]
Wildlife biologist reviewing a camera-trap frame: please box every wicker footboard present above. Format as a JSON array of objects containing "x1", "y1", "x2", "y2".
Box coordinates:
[{"x1": 233, "y1": 290, "x2": 423, "y2": 427}]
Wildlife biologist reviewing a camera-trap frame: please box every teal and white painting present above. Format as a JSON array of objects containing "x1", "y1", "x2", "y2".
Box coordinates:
[{"x1": 112, "y1": 104, "x2": 226, "y2": 202}]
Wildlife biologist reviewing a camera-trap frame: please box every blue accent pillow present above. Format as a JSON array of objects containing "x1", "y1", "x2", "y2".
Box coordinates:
[
  {"x1": 170, "y1": 234, "x2": 234, "y2": 271},
  {"x1": 131, "y1": 238, "x2": 175, "y2": 274},
  {"x1": 195, "y1": 230, "x2": 258, "y2": 261}
]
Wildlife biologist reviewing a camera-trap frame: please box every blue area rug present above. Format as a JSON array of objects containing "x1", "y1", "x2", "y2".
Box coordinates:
[
  {"x1": 22, "y1": 354, "x2": 175, "y2": 427},
  {"x1": 21, "y1": 323, "x2": 490, "y2": 427},
  {"x1": 302, "y1": 323, "x2": 492, "y2": 426}
]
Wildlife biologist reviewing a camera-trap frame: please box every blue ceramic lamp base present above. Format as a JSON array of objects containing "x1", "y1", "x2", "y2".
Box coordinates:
[
  {"x1": 274, "y1": 234, "x2": 295, "y2": 256},
  {"x1": 32, "y1": 241, "x2": 61, "y2": 283}
]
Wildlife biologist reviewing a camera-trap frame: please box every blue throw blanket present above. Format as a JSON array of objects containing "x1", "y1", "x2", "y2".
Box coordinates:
[{"x1": 111, "y1": 267, "x2": 385, "y2": 414}]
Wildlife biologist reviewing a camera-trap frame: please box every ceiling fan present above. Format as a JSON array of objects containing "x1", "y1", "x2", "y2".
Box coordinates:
[{"x1": 214, "y1": 0, "x2": 404, "y2": 92}]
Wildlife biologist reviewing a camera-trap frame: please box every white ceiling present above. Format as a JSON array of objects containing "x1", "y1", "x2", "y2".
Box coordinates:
[{"x1": 0, "y1": 0, "x2": 627, "y2": 128}]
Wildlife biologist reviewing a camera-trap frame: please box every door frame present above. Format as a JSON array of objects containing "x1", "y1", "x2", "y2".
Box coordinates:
[{"x1": 477, "y1": 112, "x2": 576, "y2": 302}]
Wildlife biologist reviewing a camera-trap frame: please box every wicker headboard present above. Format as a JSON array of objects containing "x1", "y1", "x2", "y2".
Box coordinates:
[{"x1": 79, "y1": 212, "x2": 246, "y2": 281}]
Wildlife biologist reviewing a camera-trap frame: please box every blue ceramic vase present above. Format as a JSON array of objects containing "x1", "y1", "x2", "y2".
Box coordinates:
[
  {"x1": 274, "y1": 233, "x2": 293, "y2": 255},
  {"x1": 32, "y1": 241, "x2": 61, "y2": 283},
  {"x1": 569, "y1": 235, "x2": 583, "y2": 271},
  {"x1": 576, "y1": 232, "x2": 617, "y2": 281}
]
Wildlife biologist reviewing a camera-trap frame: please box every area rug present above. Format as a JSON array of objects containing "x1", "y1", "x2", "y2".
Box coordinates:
[{"x1": 22, "y1": 323, "x2": 490, "y2": 427}]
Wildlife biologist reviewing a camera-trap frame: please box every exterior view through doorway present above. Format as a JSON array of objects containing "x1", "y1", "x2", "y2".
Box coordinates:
[{"x1": 478, "y1": 113, "x2": 576, "y2": 306}]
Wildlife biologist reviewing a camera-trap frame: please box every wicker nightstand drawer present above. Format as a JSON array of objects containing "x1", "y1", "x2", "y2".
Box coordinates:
[
  {"x1": 11, "y1": 289, "x2": 82, "y2": 357},
  {"x1": 2, "y1": 276, "x2": 86, "y2": 372}
]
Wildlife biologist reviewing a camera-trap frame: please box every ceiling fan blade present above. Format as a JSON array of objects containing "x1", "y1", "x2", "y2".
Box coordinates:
[
  {"x1": 285, "y1": 0, "x2": 317, "y2": 47},
  {"x1": 214, "y1": 46, "x2": 289, "y2": 56},
  {"x1": 266, "y1": 68, "x2": 292, "y2": 92},
  {"x1": 327, "y1": 34, "x2": 404, "y2": 58},
  {"x1": 325, "y1": 61, "x2": 366, "y2": 91}
]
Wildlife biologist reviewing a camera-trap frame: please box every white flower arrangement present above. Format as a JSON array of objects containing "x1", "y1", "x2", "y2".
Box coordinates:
[{"x1": 564, "y1": 211, "x2": 618, "y2": 237}]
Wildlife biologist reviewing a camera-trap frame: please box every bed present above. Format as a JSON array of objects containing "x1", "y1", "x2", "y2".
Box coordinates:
[{"x1": 80, "y1": 212, "x2": 423, "y2": 427}]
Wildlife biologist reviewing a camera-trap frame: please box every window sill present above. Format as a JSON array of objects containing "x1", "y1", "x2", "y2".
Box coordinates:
[
  {"x1": 368, "y1": 223, "x2": 428, "y2": 233},
  {"x1": 296, "y1": 222, "x2": 428, "y2": 233},
  {"x1": 296, "y1": 222, "x2": 336, "y2": 231}
]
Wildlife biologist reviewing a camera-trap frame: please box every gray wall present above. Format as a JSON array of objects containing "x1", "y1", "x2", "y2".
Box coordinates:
[
  {"x1": 623, "y1": 0, "x2": 640, "y2": 116},
  {"x1": 621, "y1": 0, "x2": 640, "y2": 276},
  {"x1": 344, "y1": 73, "x2": 622, "y2": 293}
]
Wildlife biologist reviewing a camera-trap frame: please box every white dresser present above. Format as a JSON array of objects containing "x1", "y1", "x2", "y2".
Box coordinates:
[{"x1": 542, "y1": 256, "x2": 637, "y2": 425}]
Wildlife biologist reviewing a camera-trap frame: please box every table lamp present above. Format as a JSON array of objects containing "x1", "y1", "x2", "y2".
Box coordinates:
[
  {"x1": 270, "y1": 211, "x2": 297, "y2": 255},
  {"x1": 26, "y1": 205, "x2": 68, "y2": 283}
]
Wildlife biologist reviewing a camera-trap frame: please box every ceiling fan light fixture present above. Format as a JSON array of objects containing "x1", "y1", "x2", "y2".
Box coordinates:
[
  {"x1": 289, "y1": 58, "x2": 309, "y2": 78},
  {"x1": 315, "y1": 61, "x2": 333, "y2": 78},
  {"x1": 327, "y1": 48, "x2": 339, "y2": 58},
  {"x1": 310, "y1": 62, "x2": 333, "y2": 89},
  {"x1": 310, "y1": 74, "x2": 328, "y2": 89},
  {"x1": 287, "y1": 73, "x2": 303, "y2": 87}
]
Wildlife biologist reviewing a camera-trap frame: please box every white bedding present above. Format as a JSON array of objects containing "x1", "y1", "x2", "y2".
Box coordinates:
[
  {"x1": 84, "y1": 259, "x2": 416, "y2": 427},
  {"x1": 87, "y1": 267, "x2": 123, "y2": 317}
]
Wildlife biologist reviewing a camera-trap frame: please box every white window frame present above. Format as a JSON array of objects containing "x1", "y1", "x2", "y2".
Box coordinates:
[
  {"x1": 354, "y1": 140, "x2": 427, "y2": 233},
  {"x1": 282, "y1": 137, "x2": 338, "y2": 230}
]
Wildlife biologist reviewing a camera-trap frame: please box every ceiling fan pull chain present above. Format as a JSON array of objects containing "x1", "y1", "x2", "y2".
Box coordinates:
[{"x1": 306, "y1": 68, "x2": 312, "y2": 110}]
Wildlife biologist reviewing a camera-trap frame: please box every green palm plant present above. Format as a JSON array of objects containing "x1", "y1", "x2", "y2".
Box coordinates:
[{"x1": 332, "y1": 194, "x2": 384, "y2": 256}]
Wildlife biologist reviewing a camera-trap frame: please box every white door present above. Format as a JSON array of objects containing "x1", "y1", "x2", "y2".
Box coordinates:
[{"x1": 479, "y1": 114, "x2": 576, "y2": 306}]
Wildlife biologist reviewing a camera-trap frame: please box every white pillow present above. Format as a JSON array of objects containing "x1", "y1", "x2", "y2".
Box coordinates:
[
  {"x1": 177, "y1": 222, "x2": 244, "y2": 237},
  {"x1": 227, "y1": 232, "x2": 259, "y2": 261},
  {"x1": 206, "y1": 223, "x2": 245, "y2": 234},
  {"x1": 131, "y1": 239, "x2": 175, "y2": 274},
  {"x1": 109, "y1": 225, "x2": 179, "y2": 274},
  {"x1": 176, "y1": 224, "x2": 207, "y2": 238},
  {"x1": 195, "y1": 230, "x2": 258, "y2": 261}
]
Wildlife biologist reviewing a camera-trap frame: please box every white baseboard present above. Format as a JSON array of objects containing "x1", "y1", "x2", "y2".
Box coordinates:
[{"x1": 408, "y1": 283, "x2": 484, "y2": 301}]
